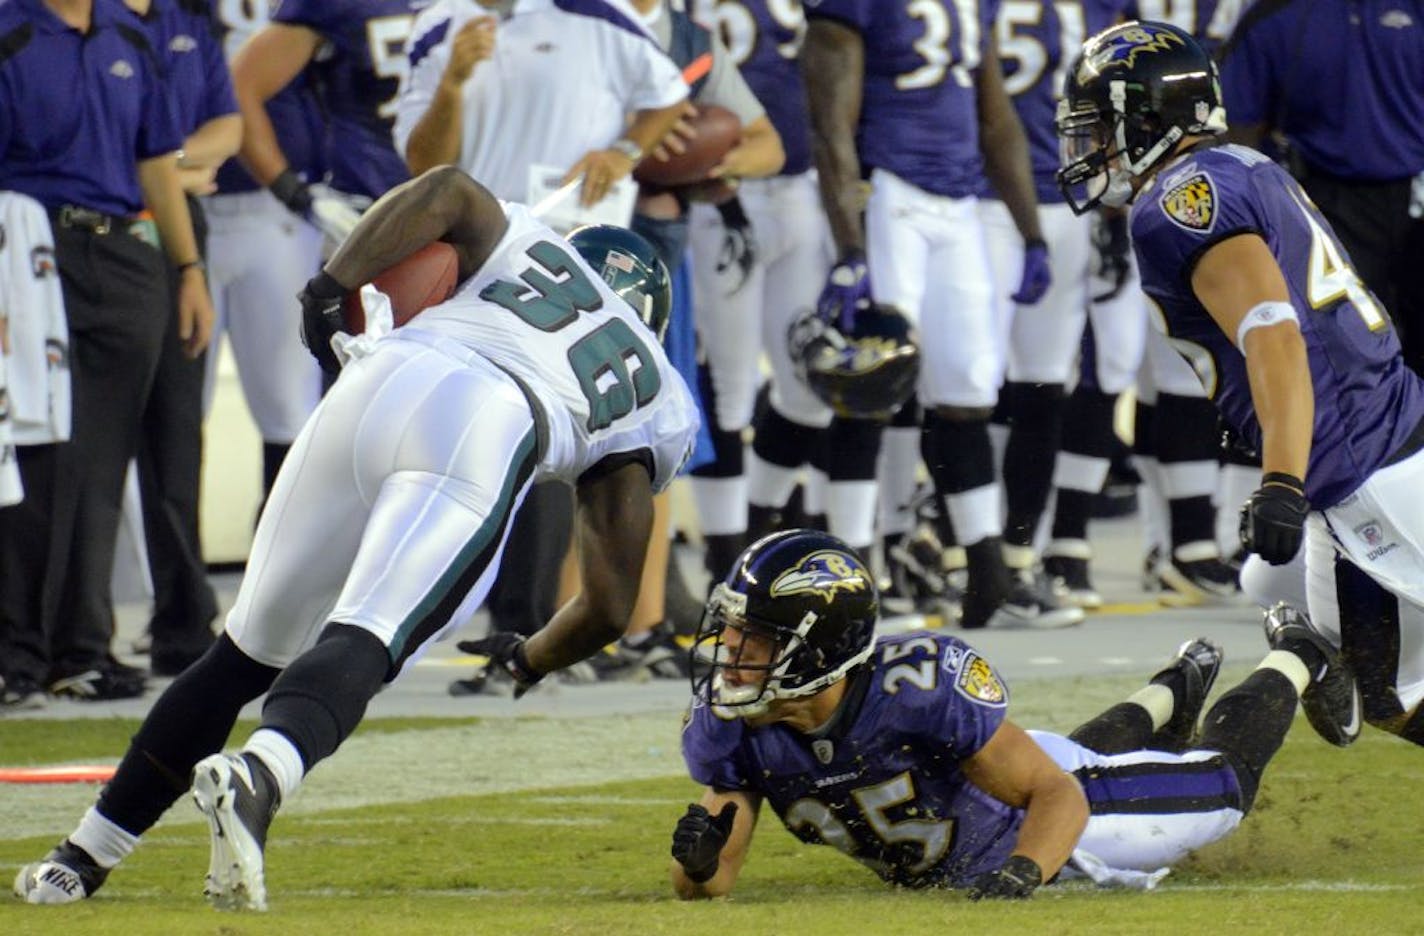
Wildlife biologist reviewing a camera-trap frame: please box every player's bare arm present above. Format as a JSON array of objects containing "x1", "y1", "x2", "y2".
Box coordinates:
[
  {"x1": 1190, "y1": 233, "x2": 1314, "y2": 480},
  {"x1": 960, "y1": 720, "x2": 1088, "y2": 885},
  {"x1": 405, "y1": 16, "x2": 497, "y2": 174},
  {"x1": 709, "y1": 114, "x2": 784, "y2": 181},
  {"x1": 321, "y1": 166, "x2": 510, "y2": 289},
  {"x1": 176, "y1": 113, "x2": 243, "y2": 195},
  {"x1": 975, "y1": 38, "x2": 1043, "y2": 244},
  {"x1": 563, "y1": 100, "x2": 688, "y2": 207},
  {"x1": 138, "y1": 156, "x2": 214, "y2": 358},
  {"x1": 671, "y1": 788, "x2": 762, "y2": 899},
  {"x1": 522, "y1": 460, "x2": 656, "y2": 674},
  {"x1": 802, "y1": 18, "x2": 864, "y2": 255},
  {"x1": 231, "y1": 24, "x2": 323, "y2": 185}
]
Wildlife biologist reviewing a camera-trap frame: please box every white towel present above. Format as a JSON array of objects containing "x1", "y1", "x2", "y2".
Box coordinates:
[
  {"x1": 0, "y1": 348, "x2": 20, "y2": 505},
  {"x1": 0, "y1": 191, "x2": 70, "y2": 445},
  {"x1": 330, "y1": 284, "x2": 395, "y2": 368}
]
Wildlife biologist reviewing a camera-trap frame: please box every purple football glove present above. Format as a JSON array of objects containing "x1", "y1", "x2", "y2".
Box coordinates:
[
  {"x1": 1011, "y1": 238, "x2": 1051, "y2": 305},
  {"x1": 818, "y1": 248, "x2": 872, "y2": 332}
]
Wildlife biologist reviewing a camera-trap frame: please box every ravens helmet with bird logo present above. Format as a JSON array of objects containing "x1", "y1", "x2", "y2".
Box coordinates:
[
  {"x1": 692, "y1": 530, "x2": 879, "y2": 718},
  {"x1": 1056, "y1": 21, "x2": 1227, "y2": 214},
  {"x1": 788, "y1": 304, "x2": 919, "y2": 420}
]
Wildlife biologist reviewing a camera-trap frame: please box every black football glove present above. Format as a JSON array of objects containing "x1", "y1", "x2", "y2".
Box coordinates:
[
  {"x1": 1091, "y1": 211, "x2": 1131, "y2": 303},
  {"x1": 298, "y1": 270, "x2": 350, "y2": 375},
  {"x1": 671, "y1": 801, "x2": 738, "y2": 884},
  {"x1": 456, "y1": 633, "x2": 544, "y2": 699},
  {"x1": 715, "y1": 196, "x2": 757, "y2": 294},
  {"x1": 1239, "y1": 472, "x2": 1309, "y2": 565},
  {"x1": 966, "y1": 855, "x2": 1043, "y2": 901}
]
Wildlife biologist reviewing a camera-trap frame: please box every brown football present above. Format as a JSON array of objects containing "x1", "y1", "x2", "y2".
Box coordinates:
[
  {"x1": 342, "y1": 241, "x2": 460, "y2": 333},
  {"x1": 633, "y1": 104, "x2": 742, "y2": 188}
]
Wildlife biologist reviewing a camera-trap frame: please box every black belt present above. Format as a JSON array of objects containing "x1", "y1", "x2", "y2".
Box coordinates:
[
  {"x1": 49, "y1": 204, "x2": 136, "y2": 236},
  {"x1": 1382, "y1": 412, "x2": 1424, "y2": 469}
]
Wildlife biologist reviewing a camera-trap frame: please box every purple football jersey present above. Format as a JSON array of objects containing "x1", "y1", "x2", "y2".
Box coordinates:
[
  {"x1": 697, "y1": 0, "x2": 812, "y2": 176},
  {"x1": 987, "y1": 0, "x2": 1129, "y2": 203},
  {"x1": 1131, "y1": 144, "x2": 1424, "y2": 508},
  {"x1": 1128, "y1": 0, "x2": 1250, "y2": 56},
  {"x1": 212, "y1": 0, "x2": 326, "y2": 195},
  {"x1": 274, "y1": 0, "x2": 419, "y2": 199},
  {"x1": 682, "y1": 632, "x2": 1023, "y2": 887},
  {"x1": 804, "y1": 0, "x2": 998, "y2": 197}
]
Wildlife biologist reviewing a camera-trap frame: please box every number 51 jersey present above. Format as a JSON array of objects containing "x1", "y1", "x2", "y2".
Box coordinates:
[{"x1": 410, "y1": 203, "x2": 701, "y2": 493}]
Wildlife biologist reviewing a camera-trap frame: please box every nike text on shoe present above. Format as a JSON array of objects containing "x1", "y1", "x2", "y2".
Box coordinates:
[
  {"x1": 1150, "y1": 638, "x2": 1224, "y2": 751},
  {"x1": 13, "y1": 840, "x2": 109, "y2": 904},
  {"x1": 1264, "y1": 604, "x2": 1362, "y2": 747},
  {"x1": 191, "y1": 752, "x2": 281, "y2": 911}
]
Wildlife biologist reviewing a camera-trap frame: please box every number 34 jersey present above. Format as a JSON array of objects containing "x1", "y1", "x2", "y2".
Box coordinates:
[
  {"x1": 1131, "y1": 144, "x2": 1424, "y2": 508},
  {"x1": 682, "y1": 632, "x2": 1023, "y2": 888},
  {"x1": 410, "y1": 203, "x2": 700, "y2": 493}
]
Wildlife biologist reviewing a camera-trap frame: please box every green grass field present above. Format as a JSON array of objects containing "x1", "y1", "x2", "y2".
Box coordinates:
[{"x1": 2, "y1": 683, "x2": 1421, "y2": 935}]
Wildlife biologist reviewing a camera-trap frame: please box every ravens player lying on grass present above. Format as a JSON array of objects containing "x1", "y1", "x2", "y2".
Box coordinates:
[{"x1": 669, "y1": 530, "x2": 1356, "y2": 898}]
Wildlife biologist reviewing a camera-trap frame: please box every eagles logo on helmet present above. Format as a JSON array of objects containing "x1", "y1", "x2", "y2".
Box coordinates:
[
  {"x1": 692, "y1": 530, "x2": 879, "y2": 718},
  {"x1": 567, "y1": 224, "x2": 673, "y2": 342},
  {"x1": 1055, "y1": 20, "x2": 1227, "y2": 215},
  {"x1": 788, "y1": 304, "x2": 920, "y2": 420}
]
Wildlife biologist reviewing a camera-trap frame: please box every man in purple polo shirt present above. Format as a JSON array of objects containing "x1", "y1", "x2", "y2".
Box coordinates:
[
  {"x1": 1221, "y1": 0, "x2": 1424, "y2": 375},
  {"x1": 0, "y1": 0, "x2": 214, "y2": 707}
]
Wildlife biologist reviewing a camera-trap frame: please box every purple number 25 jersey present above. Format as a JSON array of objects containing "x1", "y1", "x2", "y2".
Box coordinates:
[
  {"x1": 682, "y1": 632, "x2": 1023, "y2": 887},
  {"x1": 1132, "y1": 144, "x2": 1424, "y2": 508}
]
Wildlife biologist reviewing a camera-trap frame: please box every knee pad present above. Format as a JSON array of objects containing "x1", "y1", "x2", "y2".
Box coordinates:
[
  {"x1": 688, "y1": 427, "x2": 744, "y2": 479},
  {"x1": 826, "y1": 416, "x2": 883, "y2": 482}
]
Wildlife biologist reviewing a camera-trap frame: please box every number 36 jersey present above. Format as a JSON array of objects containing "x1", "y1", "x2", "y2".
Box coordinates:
[
  {"x1": 1132, "y1": 144, "x2": 1424, "y2": 508},
  {"x1": 410, "y1": 203, "x2": 700, "y2": 493},
  {"x1": 682, "y1": 632, "x2": 1023, "y2": 888}
]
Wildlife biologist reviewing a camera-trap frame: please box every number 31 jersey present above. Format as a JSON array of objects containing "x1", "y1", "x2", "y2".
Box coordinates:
[
  {"x1": 682, "y1": 632, "x2": 1023, "y2": 887},
  {"x1": 411, "y1": 204, "x2": 700, "y2": 493},
  {"x1": 1131, "y1": 144, "x2": 1424, "y2": 508},
  {"x1": 804, "y1": 0, "x2": 998, "y2": 198}
]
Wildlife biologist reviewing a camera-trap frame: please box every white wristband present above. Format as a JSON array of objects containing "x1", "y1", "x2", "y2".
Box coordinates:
[{"x1": 1236, "y1": 300, "x2": 1299, "y2": 350}]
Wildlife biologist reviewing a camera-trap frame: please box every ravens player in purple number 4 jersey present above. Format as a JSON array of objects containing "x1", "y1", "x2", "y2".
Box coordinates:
[
  {"x1": 671, "y1": 530, "x2": 1357, "y2": 897},
  {"x1": 1057, "y1": 21, "x2": 1424, "y2": 749}
]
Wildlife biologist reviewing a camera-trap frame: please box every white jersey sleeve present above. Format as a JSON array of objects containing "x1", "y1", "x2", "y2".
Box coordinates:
[
  {"x1": 408, "y1": 203, "x2": 699, "y2": 492},
  {"x1": 602, "y1": 2, "x2": 688, "y2": 112}
]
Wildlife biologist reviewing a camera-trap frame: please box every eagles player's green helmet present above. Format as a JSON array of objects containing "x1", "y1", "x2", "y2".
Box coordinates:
[
  {"x1": 692, "y1": 530, "x2": 879, "y2": 717},
  {"x1": 568, "y1": 224, "x2": 672, "y2": 342}
]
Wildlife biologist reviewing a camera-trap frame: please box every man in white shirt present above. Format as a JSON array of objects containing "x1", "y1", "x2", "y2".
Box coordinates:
[{"x1": 395, "y1": 0, "x2": 688, "y2": 210}]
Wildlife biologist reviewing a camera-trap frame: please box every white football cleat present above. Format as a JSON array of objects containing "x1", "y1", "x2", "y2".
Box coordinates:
[{"x1": 191, "y1": 752, "x2": 281, "y2": 911}]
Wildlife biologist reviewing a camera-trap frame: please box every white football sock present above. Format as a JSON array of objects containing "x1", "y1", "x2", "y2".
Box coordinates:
[
  {"x1": 70, "y1": 806, "x2": 139, "y2": 869},
  {"x1": 1125, "y1": 684, "x2": 1175, "y2": 732},
  {"x1": 245, "y1": 729, "x2": 306, "y2": 803}
]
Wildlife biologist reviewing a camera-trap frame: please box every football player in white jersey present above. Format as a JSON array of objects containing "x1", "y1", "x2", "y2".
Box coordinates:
[{"x1": 13, "y1": 166, "x2": 700, "y2": 911}]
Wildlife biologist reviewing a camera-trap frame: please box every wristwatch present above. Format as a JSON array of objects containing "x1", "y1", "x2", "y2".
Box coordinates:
[{"x1": 609, "y1": 137, "x2": 644, "y2": 163}]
